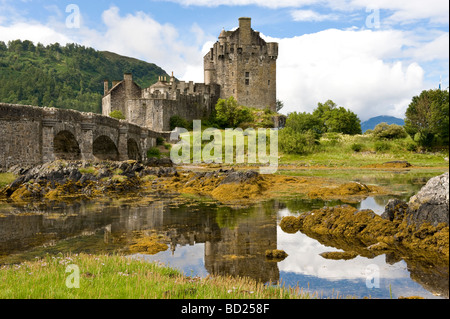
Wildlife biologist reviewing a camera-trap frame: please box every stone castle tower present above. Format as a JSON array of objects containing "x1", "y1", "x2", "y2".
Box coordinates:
[
  {"x1": 102, "y1": 17, "x2": 278, "y2": 131},
  {"x1": 204, "y1": 17, "x2": 278, "y2": 112}
]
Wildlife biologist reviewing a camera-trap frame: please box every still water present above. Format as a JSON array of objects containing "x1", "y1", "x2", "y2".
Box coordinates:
[{"x1": 0, "y1": 175, "x2": 448, "y2": 299}]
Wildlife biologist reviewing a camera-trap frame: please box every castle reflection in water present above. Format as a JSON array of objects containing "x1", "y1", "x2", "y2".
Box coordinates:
[{"x1": 0, "y1": 199, "x2": 281, "y2": 283}]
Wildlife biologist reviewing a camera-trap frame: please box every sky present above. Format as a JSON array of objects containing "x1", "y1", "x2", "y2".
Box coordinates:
[{"x1": 0, "y1": 0, "x2": 448, "y2": 121}]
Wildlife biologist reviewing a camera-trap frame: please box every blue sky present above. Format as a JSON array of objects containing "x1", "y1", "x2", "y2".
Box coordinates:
[{"x1": 0, "y1": 0, "x2": 448, "y2": 120}]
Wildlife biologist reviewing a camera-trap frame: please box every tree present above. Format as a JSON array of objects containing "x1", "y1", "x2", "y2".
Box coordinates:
[
  {"x1": 276, "y1": 100, "x2": 284, "y2": 113},
  {"x1": 372, "y1": 123, "x2": 407, "y2": 140},
  {"x1": 285, "y1": 111, "x2": 323, "y2": 139},
  {"x1": 404, "y1": 89, "x2": 449, "y2": 148},
  {"x1": 279, "y1": 127, "x2": 317, "y2": 154},
  {"x1": 313, "y1": 100, "x2": 362, "y2": 135},
  {"x1": 215, "y1": 97, "x2": 254, "y2": 128}
]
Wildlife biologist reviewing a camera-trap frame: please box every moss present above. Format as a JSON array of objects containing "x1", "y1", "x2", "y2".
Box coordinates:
[
  {"x1": 279, "y1": 216, "x2": 302, "y2": 234},
  {"x1": 10, "y1": 185, "x2": 32, "y2": 201},
  {"x1": 307, "y1": 182, "x2": 382, "y2": 201},
  {"x1": 281, "y1": 205, "x2": 449, "y2": 264},
  {"x1": 129, "y1": 235, "x2": 169, "y2": 255},
  {"x1": 265, "y1": 249, "x2": 288, "y2": 261},
  {"x1": 319, "y1": 251, "x2": 359, "y2": 260}
]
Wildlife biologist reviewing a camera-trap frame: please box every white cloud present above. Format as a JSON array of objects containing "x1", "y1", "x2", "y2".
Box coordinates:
[
  {"x1": 404, "y1": 32, "x2": 449, "y2": 62},
  {"x1": 262, "y1": 29, "x2": 426, "y2": 120},
  {"x1": 291, "y1": 9, "x2": 339, "y2": 22},
  {"x1": 0, "y1": 22, "x2": 73, "y2": 45}
]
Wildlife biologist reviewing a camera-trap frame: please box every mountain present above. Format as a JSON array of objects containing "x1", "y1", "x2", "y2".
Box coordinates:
[
  {"x1": 0, "y1": 40, "x2": 170, "y2": 113},
  {"x1": 361, "y1": 115, "x2": 405, "y2": 132}
]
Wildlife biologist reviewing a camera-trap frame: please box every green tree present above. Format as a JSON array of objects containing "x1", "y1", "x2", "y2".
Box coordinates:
[
  {"x1": 276, "y1": 99, "x2": 284, "y2": 113},
  {"x1": 279, "y1": 127, "x2": 317, "y2": 155},
  {"x1": 215, "y1": 97, "x2": 254, "y2": 128},
  {"x1": 372, "y1": 123, "x2": 407, "y2": 140},
  {"x1": 313, "y1": 100, "x2": 361, "y2": 135},
  {"x1": 404, "y1": 89, "x2": 449, "y2": 148},
  {"x1": 285, "y1": 111, "x2": 323, "y2": 139}
]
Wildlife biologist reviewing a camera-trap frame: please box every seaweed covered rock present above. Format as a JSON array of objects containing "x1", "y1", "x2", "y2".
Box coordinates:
[
  {"x1": 0, "y1": 160, "x2": 178, "y2": 202},
  {"x1": 280, "y1": 204, "x2": 449, "y2": 262},
  {"x1": 265, "y1": 249, "x2": 288, "y2": 261}
]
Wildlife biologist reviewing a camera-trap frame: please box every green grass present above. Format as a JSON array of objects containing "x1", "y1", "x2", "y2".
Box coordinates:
[
  {"x1": 279, "y1": 133, "x2": 449, "y2": 168},
  {"x1": 0, "y1": 253, "x2": 313, "y2": 299},
  {"x1": 172, "y1": 129, "x2": 448, "y2": 169},
  {"x1": 0, "y1": 173, "x2": 17, "y2": 188}
]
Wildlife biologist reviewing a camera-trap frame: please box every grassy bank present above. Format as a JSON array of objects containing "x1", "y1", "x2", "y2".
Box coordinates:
[
  {"x1": 173, "y1": 129, "x2": 448, "y2": 168},
  {"x1": 279, "y1": 133, "x2": 448, "y2": 168},
  {"x1": 0, "y1": 173, "x2": 16, "y2": 189},
  {"x1": 0, "y1": 253, "x2": 312, "y2": 299}
]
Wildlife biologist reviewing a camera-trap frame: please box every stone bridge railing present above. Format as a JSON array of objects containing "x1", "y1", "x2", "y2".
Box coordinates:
[{"x1": 0, "y1": 103, "x2": 169, "y2": 171}]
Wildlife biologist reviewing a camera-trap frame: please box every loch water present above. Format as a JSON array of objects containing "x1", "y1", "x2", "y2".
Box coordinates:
[{"x1": 0, "y1": 174, "x2": 448, "y2": 299}]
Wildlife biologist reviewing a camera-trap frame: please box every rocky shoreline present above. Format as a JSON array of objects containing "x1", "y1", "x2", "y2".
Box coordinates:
[
  {"x1": 280, "y1": 172, "x2": 449, "y2": 267},
  {"x1": 0, "y1": 159, "x2": 387, "y2": 206},
  {"x1": 0, "y1": 160, "x2": 448, "y2": 296},
  {"x1": 1, "y1": 160, "x2": 448, "y2": 261}
]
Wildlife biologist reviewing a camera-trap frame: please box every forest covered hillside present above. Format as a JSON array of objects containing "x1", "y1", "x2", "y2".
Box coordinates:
[{"x1": 0, "y1": 40, "x2": 170, "y2": 113}]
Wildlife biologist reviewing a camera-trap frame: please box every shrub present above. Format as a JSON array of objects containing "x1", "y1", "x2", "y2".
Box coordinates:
[
  {"x1": 374, "y1": 141, "x2": 390, "y2": 152},
  {"x1": 147, "y1": 147, "x2": 161, "y2": 158},
  {"x1": 351, "y1": 143, "x2": 363, "y2": 152},
  {"x1": 170, "y1": 115, "x2": 190, "y2": 131},
  {"x1": 109, "y1": 110, "x2": 126, "y2": 120},
  {"x1": 215, "y1": 97, "x2": 254, "y2": 128},
  {"x1": 373, "y1": 123, "x2": 407, "y2": 140},
  {"x1": 156, "y1": 137, "x2": 165, "y2": 146},
  {"x1": 406, "y1": 141, "x2": 417, "y2": 152},
  {"x1": 279, "y1": 128, "x2": 317, "y2": 155}
]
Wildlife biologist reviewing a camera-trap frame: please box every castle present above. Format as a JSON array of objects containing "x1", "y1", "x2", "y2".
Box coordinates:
[{"x1": 102, "y1": 17, "x2": 279, "y2": 132}]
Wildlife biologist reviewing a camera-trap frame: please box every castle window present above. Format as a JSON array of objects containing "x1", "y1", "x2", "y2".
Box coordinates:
[
  {"x1": 245, "y1": 72, "x2": 250, "y2": 85},
  {"x1": 245, "y1": 72, "x2": 250, "y2": 77},
  {"x1": 268, "y1": 80, "x2": 270, "y2": 86},
  {"x1": 245, "y1": 79, "x2": 250, "y2": 85}
]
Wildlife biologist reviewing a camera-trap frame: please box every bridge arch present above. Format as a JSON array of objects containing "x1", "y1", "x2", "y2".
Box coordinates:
[
  {"x1": 93, "y1": 135, "x2": 119, "y2": 161},
  {"x1": 54, "y1": 130, "x2": 82, "y2": 160},
  {"x1": 127, "y1": 138, "x2": 141, "y2": 161}
]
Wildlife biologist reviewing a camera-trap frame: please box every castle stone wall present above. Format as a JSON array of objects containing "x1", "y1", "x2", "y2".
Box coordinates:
[{"x1": 203, "y1": 17, "x2": 278, "y2": 112}]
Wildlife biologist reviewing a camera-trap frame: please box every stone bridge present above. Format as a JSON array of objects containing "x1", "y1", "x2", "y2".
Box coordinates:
[{"x1": 0, "y1": 103, "x2": 171, "y2": 171}]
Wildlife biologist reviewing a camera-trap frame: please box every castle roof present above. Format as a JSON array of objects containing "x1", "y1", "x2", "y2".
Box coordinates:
[{"x1": 219, "y1": 28, "x2": 227, "y2": 38}]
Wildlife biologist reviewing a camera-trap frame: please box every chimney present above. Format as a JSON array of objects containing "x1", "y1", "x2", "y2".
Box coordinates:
[
  {"x1": 104, "y1": 80, "x2": 109, "y2": 95},
  {"x1": 124, "y1": 73, "x2": 133, "y2": 98}
]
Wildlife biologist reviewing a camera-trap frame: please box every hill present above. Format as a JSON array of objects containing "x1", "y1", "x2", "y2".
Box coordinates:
[
  {"x1": 0, "y1": 40, "x2": 170, "y2": 113},
  {"x1": 361, "y1": 115, "x2": 405, "y2": 132}
]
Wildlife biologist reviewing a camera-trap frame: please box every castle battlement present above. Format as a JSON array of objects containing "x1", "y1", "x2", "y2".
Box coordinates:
[{"x1": 102, "y1": 17, "x2": 277, "y2": 132}]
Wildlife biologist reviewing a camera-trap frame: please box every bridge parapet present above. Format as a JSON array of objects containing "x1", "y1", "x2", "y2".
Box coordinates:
[{"x1": 0, "y1": 103, "x2": 158, "y2": 171}]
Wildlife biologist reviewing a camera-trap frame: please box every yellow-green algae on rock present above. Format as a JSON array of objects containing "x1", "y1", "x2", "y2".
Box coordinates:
[{"x1": 280, "y1": 205, "x2": 449, "y2": 263}]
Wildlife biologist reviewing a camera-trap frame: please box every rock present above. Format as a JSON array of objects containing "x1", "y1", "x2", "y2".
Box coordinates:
[
  {"x1": 384, "y1": 160, "x2": 412, "y2": 168},
  {"x1": 319, "y1": 251, "x2": 358, "y2": 260},
  {"x1": 381, "y1": 199, "x2": 409, "y2": 222},
  {"x1": 145, "y1": 157, "x2": 173, "y2": 167},
  {"x1": 220, "y1": 170, "x2": 259, "y2": 185},
  {"x1": 265, "y1": 249, "x2": 288, "y2": 261},
  {"x1": 407, "y1": 172, "x2": 449, "y2": 227}
]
